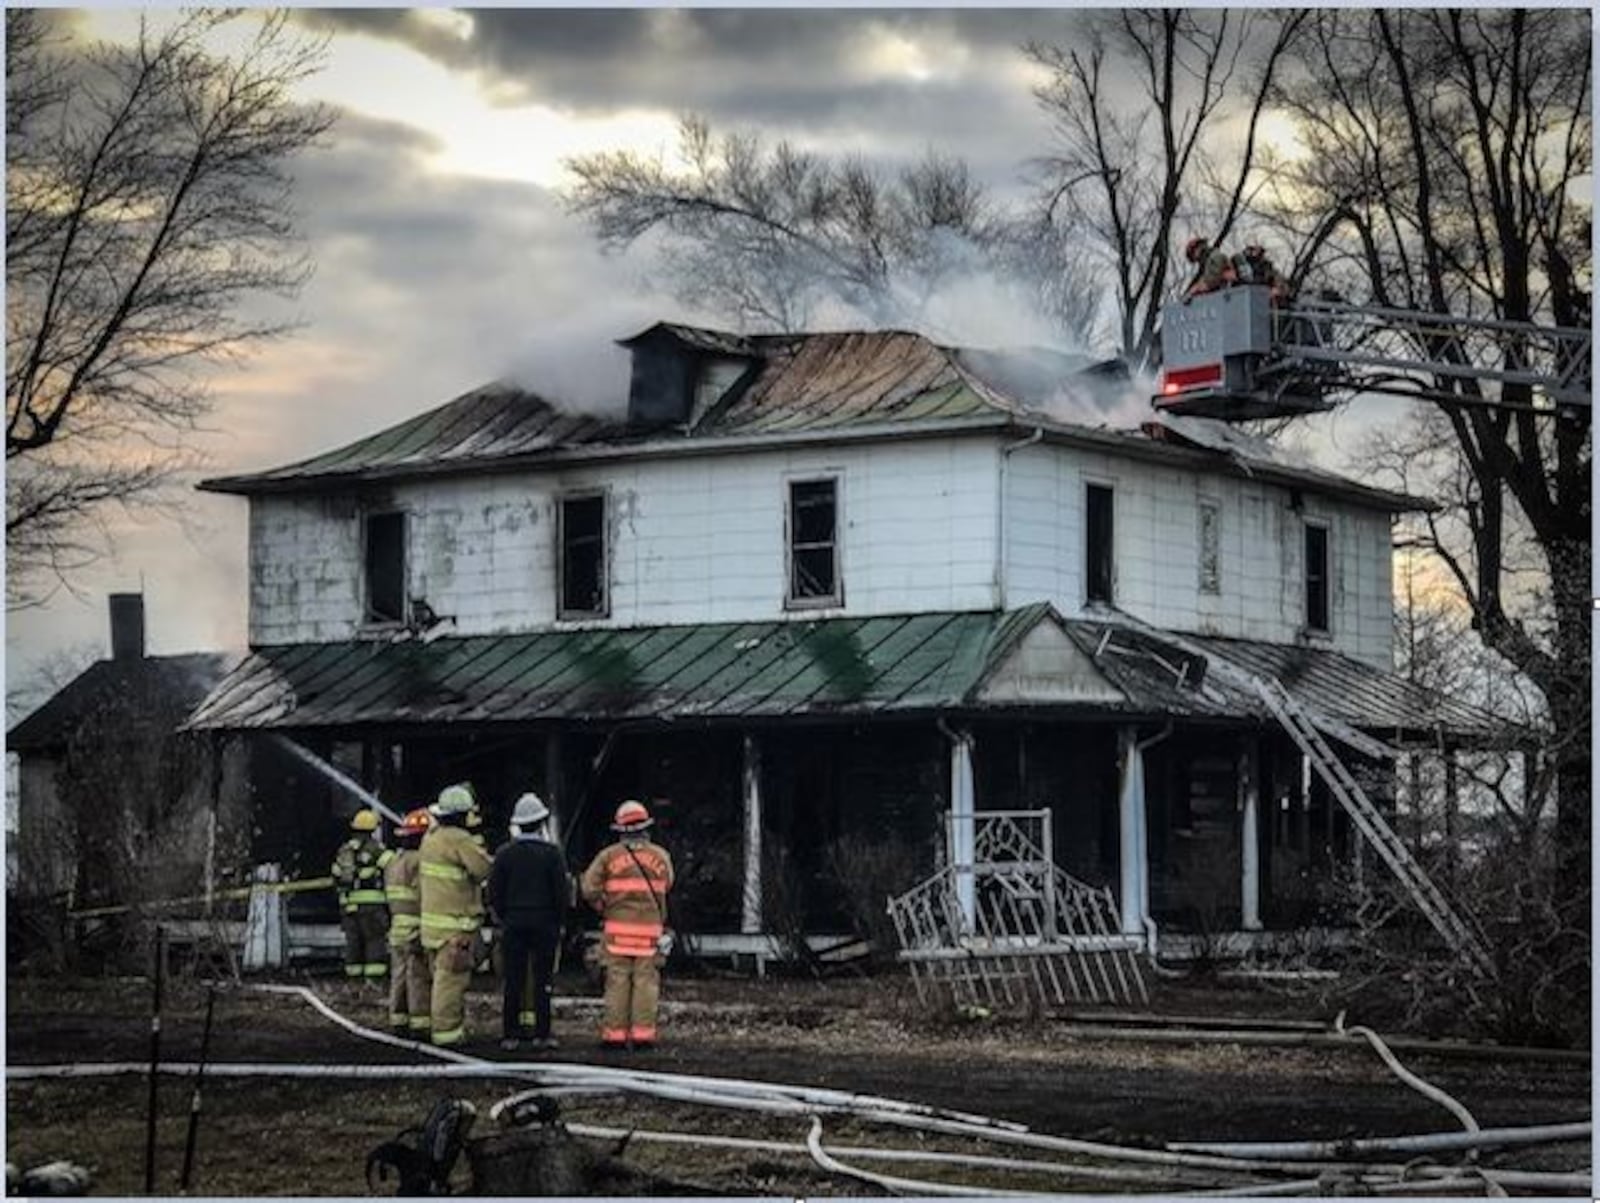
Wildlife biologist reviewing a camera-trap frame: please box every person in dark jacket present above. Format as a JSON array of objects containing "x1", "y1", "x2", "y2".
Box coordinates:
[{"x1": 488, "y1": 792, "x2": 569, "y2": 1050}]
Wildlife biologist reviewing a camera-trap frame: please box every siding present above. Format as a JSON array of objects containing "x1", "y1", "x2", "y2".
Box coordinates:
[
  {"x1": 1003, "y1": 442, "x2": 1393, "y2": 667},
  {"x1": 249, "y1": 437, "x2": 1002, "y2": 644}
]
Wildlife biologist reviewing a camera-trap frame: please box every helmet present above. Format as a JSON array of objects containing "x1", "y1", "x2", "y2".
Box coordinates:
[
  {"x1": 399, "y1": 808, "x2": 432, "y2": 838},
  {"x1": 510, "y1": 793, "x2": 550, "y2": 830},
  {"x1": 1185, "y1": 236, "x2": 1209, "y2": 263},
  {"x1": 432, "y1": 783, "x2": 475, "y2": 818},
  {"x1": 612, "y1": 800, "x2": 653, "y2": 834},
  {"x1": 350, "y1": 810, "x2": 380, "y2": 833}
]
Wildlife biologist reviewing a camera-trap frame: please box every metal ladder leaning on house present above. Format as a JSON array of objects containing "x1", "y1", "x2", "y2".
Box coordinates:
[
  {"x1": 1105, "y1": 608, "x2": 1493, "y2": 976},
  {"x1": 1250, "y1": 676, "x2": 1493, "y2": 976}
]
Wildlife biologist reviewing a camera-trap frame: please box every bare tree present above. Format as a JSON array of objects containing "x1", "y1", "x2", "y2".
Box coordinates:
[
  {"x1": 1272, "y1": 9, "x2": 1592, "y2": 879},
  {"x1": 564, "y1": 114, "x2": 1102, "y2": 347},
  {"x1": 1026, "y1": 9, "x2": 1307, "y2": 368},
  {"x1": 5, "y1": 11, "x2": 333, "y2": 606}
]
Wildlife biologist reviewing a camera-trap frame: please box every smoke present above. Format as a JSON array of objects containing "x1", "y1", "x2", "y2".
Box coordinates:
[{"x1": 499, "y1": 301, "x2": 658, "y2": 419}]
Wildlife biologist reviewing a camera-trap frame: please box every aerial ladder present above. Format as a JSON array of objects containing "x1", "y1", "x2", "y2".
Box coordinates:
[
  {"x1": 1155, "y1": 285, "x2": 1591, "y2": 421},
  {"x1": 1145, "y1": 284, "x2": 1590, "y2": 972}
]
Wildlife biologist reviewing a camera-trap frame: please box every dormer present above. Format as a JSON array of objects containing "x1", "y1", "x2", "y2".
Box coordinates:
[{"x1": 618, "y1": 322, "x2": 761, "y2": 429}]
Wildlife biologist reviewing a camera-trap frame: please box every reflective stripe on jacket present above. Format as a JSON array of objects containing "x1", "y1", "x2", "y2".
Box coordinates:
[
  {"x1": 332, "y1": 837, "x2": 391, "y2": 912},
  {"x1": 580, "y1": 839, "x2": 673, "y2": 958},
  {"x1": 384, "y1": 848, "x2": 422, "y2": 945},
  {"x1": 418, "y1": 824, "x2": 492, "y2": 951}
]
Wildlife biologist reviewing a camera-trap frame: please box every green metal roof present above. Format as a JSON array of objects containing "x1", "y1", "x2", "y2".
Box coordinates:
[{"x1": 184, "y1": 608, "x2": 1054, "y2": 732}]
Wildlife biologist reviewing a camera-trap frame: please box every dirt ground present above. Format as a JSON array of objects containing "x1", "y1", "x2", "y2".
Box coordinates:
[{"x1": 7, "y1": 968, "x2": 1591, "y2": 1196}]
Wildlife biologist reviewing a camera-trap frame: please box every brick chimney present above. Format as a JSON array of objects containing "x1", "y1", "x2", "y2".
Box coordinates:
[{"x1": 109, "y1": 593, "x2": 145, "y2": 662}]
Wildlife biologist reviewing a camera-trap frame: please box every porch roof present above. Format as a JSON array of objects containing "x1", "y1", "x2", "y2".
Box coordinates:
[{"x1": 183, "y1": 607, "x2": 1508, "y2": 742}]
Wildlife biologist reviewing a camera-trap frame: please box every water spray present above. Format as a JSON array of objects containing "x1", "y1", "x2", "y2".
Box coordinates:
[{"x1": 271, "y1": 735, "x2": 402, "y2": 824}]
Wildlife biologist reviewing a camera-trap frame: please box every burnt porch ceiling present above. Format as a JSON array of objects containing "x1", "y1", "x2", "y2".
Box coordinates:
[{"x1": 183, "y1": 607, "x2": 1507, "y2": 743}]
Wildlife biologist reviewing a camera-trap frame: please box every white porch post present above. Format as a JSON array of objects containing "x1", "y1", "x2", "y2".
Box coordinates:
[
  {"x1": 242, "y1": 863, "x2": 286, "y2": 971},
  {"x1": 1239, "y1": 739, "x2": 1262, "y2": 932},
  {"x1": 1117, "y1": 727, "x2": 1149, "y2": 938},
  {"x1": 949, "y1": 730, "x2": 977, "y2": 928},
  {"x1": 740, "y1": 735, "x2": 763, "y2": 935}
]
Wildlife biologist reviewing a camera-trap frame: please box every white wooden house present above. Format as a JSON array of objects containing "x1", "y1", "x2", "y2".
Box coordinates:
[{"x1": 188, "y1": 323, "x2": 1500, "y2": 957}]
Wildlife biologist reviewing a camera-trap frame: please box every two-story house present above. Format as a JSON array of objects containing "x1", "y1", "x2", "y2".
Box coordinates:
[{"x1": 187, "y1": 322, "x2": 1500, "y2": 956}]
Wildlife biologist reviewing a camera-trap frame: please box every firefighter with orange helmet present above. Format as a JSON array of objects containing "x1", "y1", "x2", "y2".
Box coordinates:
[
  {"x1": 580, "y1": 800, "x2": 675, "y2": 1050},
  {"x1": 385, "y1": 808, "x2": 434, "y2": 1038},
  {"x1": 331, "y1": 810, "x2": 392, "y2": 980}
]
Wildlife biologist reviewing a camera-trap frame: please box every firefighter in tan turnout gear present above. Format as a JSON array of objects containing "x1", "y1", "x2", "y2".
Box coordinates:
[
  {"x1": 419, "y1": 785, "x2": 492, "y2": 1046},
  {"x1": 581, "y1": 800, "x2": 674, "y2": 1050},
  {"x1": 385, "y1": 808, "x2": 433, "y2": 1038},
  {"x1": 331, "y1": 810, "x2": 393, "y2": 980}
]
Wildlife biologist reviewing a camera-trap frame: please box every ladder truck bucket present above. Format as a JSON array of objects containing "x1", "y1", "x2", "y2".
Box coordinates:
[{"x1": 1156, "y1": 287, "x2": 1335, "y2": 420}]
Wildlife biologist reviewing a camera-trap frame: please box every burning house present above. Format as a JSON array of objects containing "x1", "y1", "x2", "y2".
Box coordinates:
[{"x1": 183, "y1": 322, "x2": 1504, "y2": 966}]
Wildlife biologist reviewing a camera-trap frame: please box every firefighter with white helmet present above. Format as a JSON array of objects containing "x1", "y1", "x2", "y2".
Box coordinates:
[
  {"x1": 331, "y1": 809, "x2": 393, "y2": 981},
  {"x1": 580, "y1": 800, "x2": 675, "y2": 1050},
  {"x1": 488, "y1": 792, "x2": 570, "y2": 1050},
  {"x1": 419, "y1": 783, "x2": 492, "y2": 1046},
  {"x1": 385, "y1": 808, "x2": 434, "y2": 1038}
]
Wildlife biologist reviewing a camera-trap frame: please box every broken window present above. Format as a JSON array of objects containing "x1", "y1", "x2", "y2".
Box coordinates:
[
  {"x1": 559, "y1": 493, "x2": 607, "y2": 617},
  {"x1": 1085, "y1": 483, "x2": 1114, "y2": 604},
  {"x1": 1304, "y1": 522, "x2": 1330, "y2": 632},
  {"x1": 788, "y1": 478, "x2": 840, "y2": 606},
  {"x1": 1198, "y1": 502, "x2": 1221, "y2": 594},
  {"x1": 364, "y1": 511, "x2": 406, "y2": 624}
]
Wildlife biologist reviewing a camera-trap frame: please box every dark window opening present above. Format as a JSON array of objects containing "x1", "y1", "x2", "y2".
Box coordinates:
[
  {"x1": 1086, "y1": 484, "x2": 1114, "y2": 604},
  {"x1": 788, "y1": 479, "x2": 839, "y2": 605},
  {"x1": 365, "y1": 512, "x2": 406, "y2": 623},
  {"x1": 1305, "y1": 523, "x2": 1329, "y2": 632},
  {"x1": 560, "y1": 493, "x2": 607, "y2": 616}
]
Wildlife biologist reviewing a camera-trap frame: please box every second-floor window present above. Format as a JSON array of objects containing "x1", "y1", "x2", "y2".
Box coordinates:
[
  {"x1": 788, "y1": 478, "x2": 840, "y2": 606},
  {"x1": 1304, "y1": 522, "x2": 1330, "y2": 633},
  {"x1": 364, "y1": 511, "x2": 406, "y2": 624},
  {"x1": 1086, "y1": 483, "x2": 1115, "y2": 604},
  {"x1": 559, "y1": 492, "x2": 607, "y2": 617}
]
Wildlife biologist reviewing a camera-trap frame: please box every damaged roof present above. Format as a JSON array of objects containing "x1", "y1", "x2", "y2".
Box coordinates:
[
  {"x1": 10, "y1": 652, "x2": 236, "y2": 753},
  {"x1": 199, "y1": 321, "x2": 1423, "y2": 512},
  {"x1": 184, "y1": 607, "x2": 1504, "y2": 743}
]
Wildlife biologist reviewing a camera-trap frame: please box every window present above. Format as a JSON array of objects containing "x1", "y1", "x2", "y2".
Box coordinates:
[
  {"x1": 1085, "y1": 483, "x2": 1115, "y2": 604},
  {"x1": 1304, "y1": 522, "x2": 1329, "y2": 633},
  {"x1": 364, "y1": 512, "x2": 406, "y2": 623},
  {"x1": 1198, "y1": 502, "x2": 1221, "y2": 594},
  {"x1": 559, "y1": 493, "x2": 607, "y2": 617},
  {"x1": 788, "y1": 478, "x2": 840, "y2": 606}
]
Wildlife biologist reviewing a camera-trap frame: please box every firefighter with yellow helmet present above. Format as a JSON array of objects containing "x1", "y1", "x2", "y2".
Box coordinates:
[
  {"x1": 385, "y1": 808, "x2": 434, "y2": 1038},
  {"x1": 419, "y1": 784, "x2": 492, "y2": 1046},
  {"x1": 331, "y1": 809, "x2": 393, "y2": 980},
  {"x1": 580, "y1": 800, "x2": 674, "y2": 1050}
]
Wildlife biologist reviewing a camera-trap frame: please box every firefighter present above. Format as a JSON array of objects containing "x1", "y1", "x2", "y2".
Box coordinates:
[
  {"x1": 1234, "y1": 244, "x2": 1290, "y2": 304},
  {"x1": 580, "y1": 800, "x2": 674, "y2": 1051},
  {"x1": 488, "y1": 793, "x2": 569, "y2": 1050},
  {"x1": 331, "y1": 810, "x2": 392, "y2": 981},
  {"x1": 419, "y1": 784, "x2": 492, "y2": 1047},
  {"x1": 1183, "y1": 235, "x2": 1237, "y2": 298},
  {"x1": 385, "y1": 808, "x2": 433, "y2": 1039}
]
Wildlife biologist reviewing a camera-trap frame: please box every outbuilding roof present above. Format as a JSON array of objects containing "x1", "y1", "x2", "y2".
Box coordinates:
[
  {"x1": 10, "y1": 653, "x2": 236, "y2": 754},
  {"x1": 183, "y1": 607, "x2": 1505, "y2": 744}
]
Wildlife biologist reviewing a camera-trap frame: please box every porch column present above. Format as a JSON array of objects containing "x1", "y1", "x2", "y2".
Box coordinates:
[
  {"x1": 543, "y1": 731, "x2": 564, "y2": 848},
  {"x1": 949, "y1": 729, "x2": 977, "y2": 927},
  {"x1": 1443, "y1": 747, "x2": 1460, "y2": 887},
  {"x1": 1117, "y1": 727, "x2": 1148, "y2": 938},
  {"x1": 1239, "y1": 738, "x2": 1262, "y2": 931},
  {"x1": 741, "y1": 735, "x2": 763, "y2": 935}
]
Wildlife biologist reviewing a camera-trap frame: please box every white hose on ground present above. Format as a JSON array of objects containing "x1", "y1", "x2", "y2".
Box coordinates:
[
  {"x1": 1170, "y1": 1119, "x2": 1591, "y2": 1160},
  {"x1": 1335, "y1": 1010, "x2": 1480, "y2": 1137},
  {"x1": 254, "y1": 983, "x2": 1024, "y2": 1132},
  {"x1": 251, "y1": 983, "x2": 1586, "y2": 1189},
  {"x1": 562, "y1": 1122, "x2": 1235, "y2": 1189},
  {"x1": 803, "y1": 1116, "x2": 1037, "y2": 1198}
]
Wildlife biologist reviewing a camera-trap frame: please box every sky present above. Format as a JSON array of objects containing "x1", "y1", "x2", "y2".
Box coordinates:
[{"x1": 4, "y1": 7, "x2": 1411, "y2": 702}]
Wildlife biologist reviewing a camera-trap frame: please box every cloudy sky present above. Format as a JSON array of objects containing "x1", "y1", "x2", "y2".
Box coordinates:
[{"x1": 6, "y1": 7, "x2": 1375, "y2": 699}]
